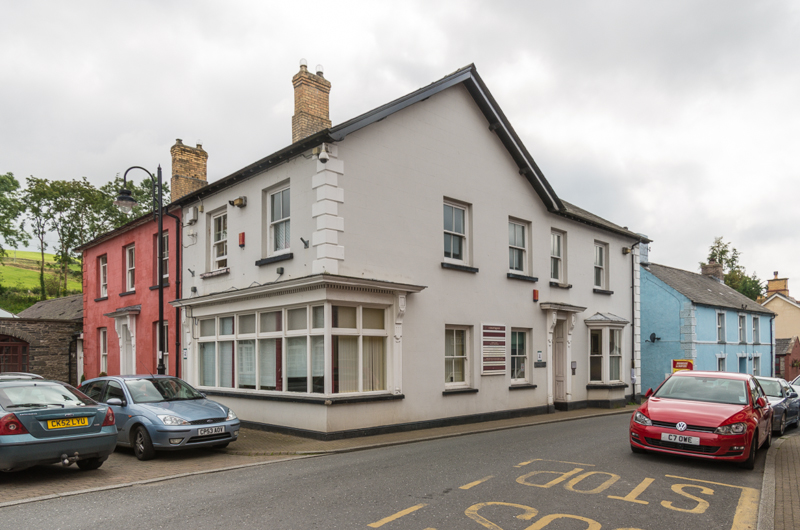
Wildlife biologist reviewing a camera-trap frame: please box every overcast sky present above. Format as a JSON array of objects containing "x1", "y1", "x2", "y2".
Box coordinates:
[{"x1": 2, "y1": 1, "x2": 798, "y2": 288}]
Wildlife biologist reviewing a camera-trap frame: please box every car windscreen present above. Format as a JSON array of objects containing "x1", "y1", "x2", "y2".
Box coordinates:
[
  {"x1": 124, "y1": 378, "x2": 204, "y2": 403},
  {"x1": 756, "y1": 379, "x2": 783, "y2": 398},
  {"x1": 654, "y1": 376, "x2": 748, "y2": 405},
  {"x1": 0, "y1": 382, "x2": 95, "y2": 409}
]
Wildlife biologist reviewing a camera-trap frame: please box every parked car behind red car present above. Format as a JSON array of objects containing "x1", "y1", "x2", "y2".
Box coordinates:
[{"x1": 630, "y1": 371, "x2": 772, "y2": 469}]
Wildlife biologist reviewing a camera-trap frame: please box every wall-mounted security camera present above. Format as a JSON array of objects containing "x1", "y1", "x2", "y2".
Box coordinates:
[{"x1": 318, "y1": 149, "x2": 329, "y2": 163}]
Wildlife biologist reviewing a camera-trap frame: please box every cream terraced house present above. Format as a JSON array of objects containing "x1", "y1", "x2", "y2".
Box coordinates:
[{"x1": 171, "y1": 62, "x2": 650, "y2": 439}]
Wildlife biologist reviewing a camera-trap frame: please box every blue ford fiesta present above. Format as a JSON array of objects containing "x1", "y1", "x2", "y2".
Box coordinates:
[
  {"x1": 0, "y1": 378, "x2": 118, "y2": 472},
  {"x1": 80, "y1": 375, "x2": 240, "y2": 460}
]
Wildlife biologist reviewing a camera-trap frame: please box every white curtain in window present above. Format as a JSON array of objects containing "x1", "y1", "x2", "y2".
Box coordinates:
[
  {"x1": 258, "y1": 339, "x2": 277, "y2": 389},
  {"x1": 362, "y1": 337, "x2": 386, "y2": 391},
  {"x1": 287, "y1": 337, "x2": 307, "y2": 377},
  {"x1": 219, "y1": 341, "x2": 234, "y2": 388},
  {"x1": 200, "y1": 342, "x2": 216, "y2": 386},
  {"x1": 311, "y1": 337, "x2": 324, "y2": 377},
  {"x1": 335, "y1": 336, "x2": 359, "y2": 393},
  {"x1": 237, "y1": 340, "x2": 256, "y2": 387}
]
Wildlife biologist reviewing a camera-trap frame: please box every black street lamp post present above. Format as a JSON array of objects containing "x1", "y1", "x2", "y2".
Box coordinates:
[{"x1": 115, "y1": 165, "x2": 166, "y2": 375}]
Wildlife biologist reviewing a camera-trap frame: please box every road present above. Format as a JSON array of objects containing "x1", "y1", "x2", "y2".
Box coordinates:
[{"x1": 1, "y1": 414, "x2": 765, "y2": 529}]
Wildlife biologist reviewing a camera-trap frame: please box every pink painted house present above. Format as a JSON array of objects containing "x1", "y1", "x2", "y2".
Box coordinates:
[{"x1": 77, "y1": 140, "x2": 206, "y2": 380}]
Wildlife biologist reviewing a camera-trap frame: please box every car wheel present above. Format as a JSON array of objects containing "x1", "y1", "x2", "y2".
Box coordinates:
[
  {"x1": 776, "y1": 413, "x2": 786, "y2": 436},
  {"x1": 764, "y1": 425, "x2": 772, "y2": 449},
  {"x1": 132, "y1": 426, "x2": 156, "y2": 461},
  {"x1": 630, "y1": 444, "x2": 645, "y2": 454},
  {"x1": 76, "y1": 457, "x2": 104, "y2": 471},
  {"x1": 739, "y1": 432, "x2": 757, "y2": 470}
]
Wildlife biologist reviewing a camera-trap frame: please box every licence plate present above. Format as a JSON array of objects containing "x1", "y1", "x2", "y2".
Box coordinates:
[
  {"x1": 47, "y1": 417, "x2": 89, "y2": 429},
  {"x1": 661, "y1": 432, "x2": 699, "y2": 445},
  {"x1": 198, "y1": 426, "x2": 225, "y2": 436}
]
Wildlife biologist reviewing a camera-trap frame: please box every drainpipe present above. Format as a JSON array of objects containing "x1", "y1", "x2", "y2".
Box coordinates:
[
  {"x1": 630, "y1": 239, "x2": 641, "y2": 401},
  {"x1": 164, "y1": 209, "x2": 182, "y2": 379}
]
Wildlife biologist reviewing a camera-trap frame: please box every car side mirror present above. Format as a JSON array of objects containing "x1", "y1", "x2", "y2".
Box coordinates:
[
  {"x1": 756, "y1": 396, "x2": 767, "y2": 409},
  {"x1": 789, "y1": 392, "x2": 799, "y2": 399},
  {"x1": 107, "y1": 397, "x2": 127, "y2": 407},
  {"x1": 644, "y1": 388, "x2": 654, "y2": 399}
]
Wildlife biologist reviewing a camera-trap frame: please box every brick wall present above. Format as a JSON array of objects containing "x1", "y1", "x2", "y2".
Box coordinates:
[
  {"x1": 0, "y1": 318, "x2": 81, "y2": 385},
  {"x1": 292, "y1": 64, "x2": 332, "y2": 143},
  {"x1": 170, "y1": 139, "x2": 208, "y2": 202}
]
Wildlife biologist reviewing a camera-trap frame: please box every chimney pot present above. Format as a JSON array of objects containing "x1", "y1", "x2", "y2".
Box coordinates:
[
  {"x1": 774, "y1": 271, "x2": 779, "y2": 278},
  {"x1": 316, "y1": 64, "x2": 324, "y2": 77}
]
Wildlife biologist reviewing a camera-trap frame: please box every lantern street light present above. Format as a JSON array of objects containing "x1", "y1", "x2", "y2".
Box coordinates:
[{"x1": 115, "y1": 165, "x2": 166, "y2": 375}]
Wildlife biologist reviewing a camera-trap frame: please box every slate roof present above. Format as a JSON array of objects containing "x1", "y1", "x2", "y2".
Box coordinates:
[
  {"x1": 173, "y1": 64, "x2": 647, "y2": 243},
  {"x1": 775, "y1": 338, "x2": 796, "y2": 356},
  {"x1": 16, "y1": 294, "x2": 83, "y2": 322},
  {"x1": 645, "y1": 263, "x2": 774, "y2": 316}
]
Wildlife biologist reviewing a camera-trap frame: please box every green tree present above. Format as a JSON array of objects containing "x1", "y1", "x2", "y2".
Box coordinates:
[
  {"x1": 22, "y1": 176, "x2": 54, "y2": 300},
  {"x1": 0, "y1": 172, "x2": 28, "y2": 264},
  {"x1": 704, "y1": 237, "x2": 764, "y2": 301}
]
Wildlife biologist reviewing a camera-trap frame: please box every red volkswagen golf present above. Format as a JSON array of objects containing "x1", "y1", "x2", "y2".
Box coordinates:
[{"x1": 629, "y1": 371, "x2": 772, "y2": 469}]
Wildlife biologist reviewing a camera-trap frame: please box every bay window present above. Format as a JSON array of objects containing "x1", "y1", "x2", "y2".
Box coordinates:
[
  {"x1": 587, "y1": 325, "x2": 625, "y2": 383},
  {"x1": 196, "y1": 303, "x2": 388, "y2": 395}
]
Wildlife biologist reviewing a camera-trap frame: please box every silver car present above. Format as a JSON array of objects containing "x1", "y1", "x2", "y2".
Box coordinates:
[{"x1": 756, "y1": 376, "x2": 800, "y2": 435}]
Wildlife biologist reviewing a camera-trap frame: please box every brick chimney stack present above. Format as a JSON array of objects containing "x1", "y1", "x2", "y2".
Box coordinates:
[
  {"x1": 766, "y1": 271, "x2": 790, "y2": 297},
  {"x1": 292, "y1": 59, "x2": 332, "y2": 143},
  {"x1": 170, "y1": 139, "x2": 208, "y2": 202},
  {"x1": 701, "y1": 258, "x2": 725, "y2": 282}
]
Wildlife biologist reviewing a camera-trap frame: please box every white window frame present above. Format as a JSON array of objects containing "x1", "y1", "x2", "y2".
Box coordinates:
[
  {"x1": 99, "y1": 328, "x2": 107, "y2": 374},
  {"x1": 753, "y1": 354, "x2": 761, "y2": 376},
  {"x1": 716, "y1": 353, "x2": 726, "y2": 372},
  {"x1": 161, "y1": 232, "x2": 169, "y2": 282},
  {"x1": 444, "y1": 325, "x2": 470, "y2": 389},
  {"x1": 738, "y1": 314, "x2": 746, "y2": 343},
  {"x1": 99, "y1": 255, "x2": 107, "y2": 298},
  {"x1": 717, "y1": 311, "x2": 726, "y2": 343},
  {"x1": 125, "y1": 245, "x2": 135, "y2": 292},
  {"x1": 212, "y1": 212, "x2": 228, "y2": 270},
  {"x1": 550, "y1": 230, "x2": 566, "y2": 283},
  {"x1": 510, "y1": 329, "x2": 529, "y2": 383},
  {"x1": 269, "y1": 186, "x2": 291, "y2": 255},
  {"x1": 753, "y1": 317, "x2": 760, "y2": 344},
  {"x1": 587, "y1": 325, "x2": 624, "y2": 383},
  {"x1": 594, "y1": 242, "x2": 608, "y2": 289},
  {"x1": 508, "y1": 220, "x2": 527, "y2": 274},
  {"x1": 443, "y1": 200, "x2": 468, "y2": 265}
]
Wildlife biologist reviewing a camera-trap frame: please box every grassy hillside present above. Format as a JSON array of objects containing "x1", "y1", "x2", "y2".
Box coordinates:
[{"x1": 0, "y1": 250, "x2": 82, "y2": 314}]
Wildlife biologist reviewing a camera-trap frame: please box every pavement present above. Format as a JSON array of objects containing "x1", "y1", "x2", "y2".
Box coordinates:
[{"x1": 1, "y1": 403, "x2": 798, "y2": 530}]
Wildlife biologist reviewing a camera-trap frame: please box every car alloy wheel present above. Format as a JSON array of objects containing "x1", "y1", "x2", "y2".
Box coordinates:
[
  {"x1": 132, "y1": 426, "x2": 156, "y2": 461},
  {"x1": 778, "y1": 413, "x2": 786, "y2": 436}
]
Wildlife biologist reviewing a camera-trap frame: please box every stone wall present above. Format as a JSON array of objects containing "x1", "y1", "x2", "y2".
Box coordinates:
[{"x1": 0, "y1": 318, "x2": 81, "y2": 385}]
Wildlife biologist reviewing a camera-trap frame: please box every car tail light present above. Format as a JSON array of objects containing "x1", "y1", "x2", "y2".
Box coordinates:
[
  {"x1": 101, "y1": 407, "x2": 115, "y2": 427},
  {"x1": 0, "y1": 413, "x2": 30, "y2": 435}
]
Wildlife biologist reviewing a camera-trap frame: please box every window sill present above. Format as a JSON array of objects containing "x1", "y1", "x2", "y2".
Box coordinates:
[
  {"x1": 256, "y1": 253, "x2": 293, "y2": 267},
  {"x1": 200, "y1": 268, "x2": 230, "y2": 279},
  {"x1": 94, "y1": 296, "x2": 108, "y2": 302},
  {"x1": 442, "y1": 387, "x2": 479, "y2": 395},
  {"x1": 509, "y1": 384, "x2": 537, "y2": 391},
  {"x1": 586, "y1": 382, "x2": 629, "y2": 390},
  {"x1": 549, "y1": 281, "x2": 572, "y2": 289},
  {"x1": 441, "y1": 262, "x2": 479, "y2": 273},
  {"x1": 593, "y1": 288, "x2": 614, "y2": 295},
  {"x1": 507, "y1": 273, "x2": 538, "y2": 283},
  {"x1": 150, "y1": 283, "x2": 170, "y2": 290},
  {"x1": 119, "y1": 290, "x2": 136, "y2": 297},
  {"x1": 201, "y1": 389, "x2": 404, "y2": 405}
]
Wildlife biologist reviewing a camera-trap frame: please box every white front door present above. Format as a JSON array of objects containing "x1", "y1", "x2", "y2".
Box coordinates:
[
  {"x1": 554, "y1": 320, "x2": 567, "y2": 402},
  {"x1": 121, "y1": 324, "x2": 134, "y2": 375}
]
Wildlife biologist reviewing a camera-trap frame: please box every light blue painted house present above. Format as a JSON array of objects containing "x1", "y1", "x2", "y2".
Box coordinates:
[{"x1": 640, "y1": 261, "x2": 775, "y2": 393}]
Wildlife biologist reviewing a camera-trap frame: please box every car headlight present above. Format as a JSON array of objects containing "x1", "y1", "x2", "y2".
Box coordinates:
[
  {"x1": 158, "y1": 415, "x2": 190, "y2": 426},
  {"x1": 633, "y1": 411, "x2": 652, "y2": 426},
  {"x1": 226, "y1": 409, "x2": 238, "y2": 421},
  {"x1": 715, "y1": 422, "x2": 747, "y2": 435}
]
